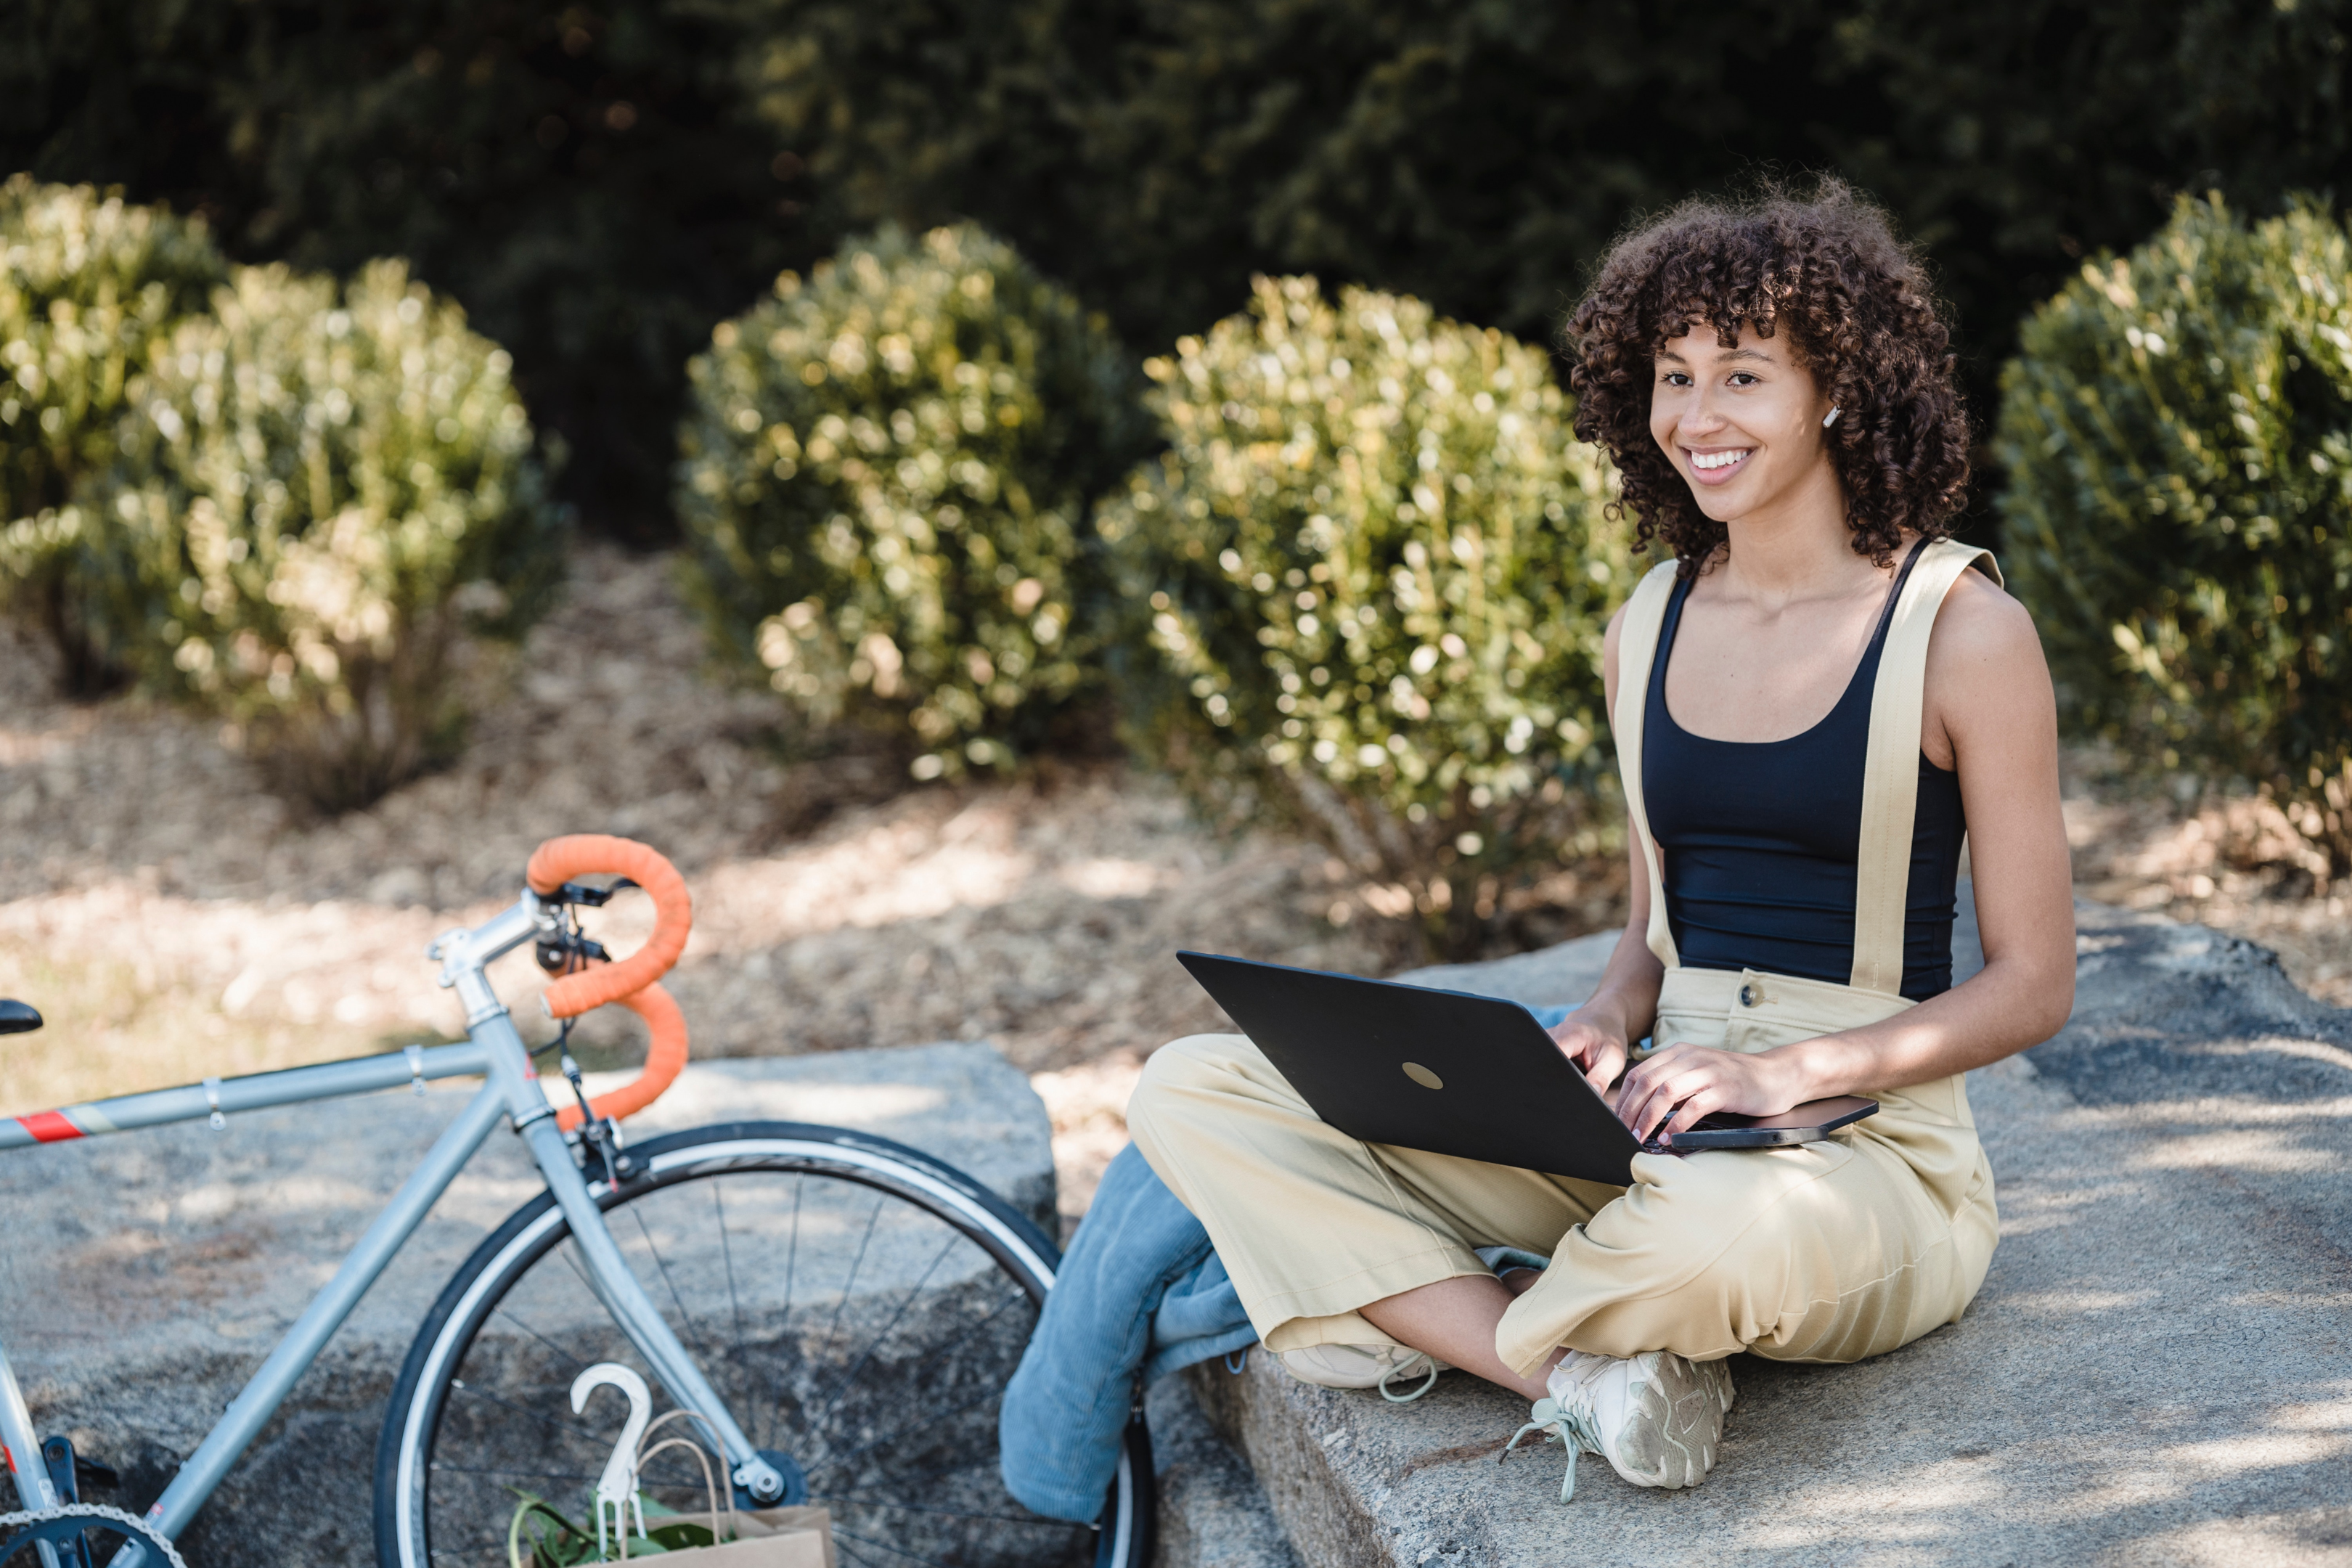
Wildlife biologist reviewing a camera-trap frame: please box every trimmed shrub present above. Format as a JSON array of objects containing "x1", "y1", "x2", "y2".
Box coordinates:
[
  {"x1": 677, "y1": 224, "x2": 1151, "y2": 776},
  {"x1": 1100, "y1": 275, "x2": 1635, "y2": 956},
  {"x1": 1999, "y1": 195, "x2": 2352, "y2": 878},
  {"x1": 0, "y1": 176, "x2": 226, "y2": 692},
  {"x1": 110, "y1": 258, "x2": 567, "y2": 809}
]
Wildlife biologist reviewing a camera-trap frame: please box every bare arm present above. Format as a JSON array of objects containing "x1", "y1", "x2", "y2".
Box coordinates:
[
  {"x1": 1614, "y1": 571, "x2": 2078, "y2": 1143},
  {"x1": 1548, "y1": 602, "x2": 1667, "y2": 1095}
]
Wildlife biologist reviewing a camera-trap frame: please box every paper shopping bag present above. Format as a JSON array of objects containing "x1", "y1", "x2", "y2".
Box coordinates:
[{"x1": 625, "y1": 1506, "x2": 834, "y2": 1568}]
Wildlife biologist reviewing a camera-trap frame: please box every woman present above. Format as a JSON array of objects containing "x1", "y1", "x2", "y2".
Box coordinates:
[{"x1": 1124, "y1": 183, "x2": 2076, "y2": 1499}]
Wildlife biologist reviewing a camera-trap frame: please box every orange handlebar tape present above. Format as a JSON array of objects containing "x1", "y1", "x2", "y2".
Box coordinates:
[
  {"x1": 525, "y1": 834, "x2": 693, "y2": 1021},
  {"x1": 556, "y1": 981, "x2": 689, "y2": 1132}
]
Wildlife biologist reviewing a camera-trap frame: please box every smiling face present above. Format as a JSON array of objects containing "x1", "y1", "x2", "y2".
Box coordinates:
[{"x1": 1649, "y1": 319, "x2": 1842, "y2": 534}]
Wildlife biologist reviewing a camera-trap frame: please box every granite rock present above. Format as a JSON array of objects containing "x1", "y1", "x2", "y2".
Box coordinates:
[{"x1": 1188, "y1": 894, "x2": 2352, "y2": 1566}]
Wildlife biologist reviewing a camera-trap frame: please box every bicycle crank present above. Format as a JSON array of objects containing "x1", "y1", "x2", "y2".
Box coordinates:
[{"x1": 0, "y1": 1505, "x2": 189, "y2": 1568}]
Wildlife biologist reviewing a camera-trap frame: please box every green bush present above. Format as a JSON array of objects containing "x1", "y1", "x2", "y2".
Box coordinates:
[
  {"x1": 0, "y1": 175, "x2": 226, "y2": 691},
  {"x1": 1999, "y1": 195, "x2": 2352, "y2": 875},
  {"x1": 110, "y1": 258, "x2": 568, "y2": 809},
  {"x1": 1100, "y1": 275, "x2": 1635, "y2": 956},
  {"x1": 677, "y1": 224, "x2": 1151, "y2": 776}
]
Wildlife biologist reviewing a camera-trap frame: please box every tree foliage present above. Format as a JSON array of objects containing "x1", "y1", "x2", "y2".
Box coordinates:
[
  {"x1": 1999, "y1": 195, "x2": 2352, "y2": 875},
  {"x1": 719, "y1": 0, "x2": 2352, "y2": 469},
  {"x1": 113, "y1": 258, "x2": 568, "y2": 809},
  {"x1": 0, "y1": 173, "x2": 224, "y2": 691},
  {"x1": 677, "y1": 225, "x2": 1150, "y2": 775},
  {"x1": 12, "y1": 1, "x2": 2352, "y2": 544},
  {"x1": 3, "y1": 0, "x2": 802, "y2": 542},
  {"x1": 1101, "y1": 276, "x2": 1633, "y2": 957}
]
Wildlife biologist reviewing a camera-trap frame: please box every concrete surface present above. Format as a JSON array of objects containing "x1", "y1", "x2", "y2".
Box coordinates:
[
  {"x1": 1150, "y1": 1374, "x2": 1302, "y2": 1568},
  {"x1": 1188, "y1": 894, "x2": 2352, "y2": 1567},
  {"x1": 0, "y1": 1043, "x2": 1057, "y2": 1565}
]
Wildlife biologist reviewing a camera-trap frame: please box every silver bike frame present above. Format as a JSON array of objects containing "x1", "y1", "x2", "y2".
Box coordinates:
[{"x1": 0, "y1": 889, "x2": 784, "y2": 1560}]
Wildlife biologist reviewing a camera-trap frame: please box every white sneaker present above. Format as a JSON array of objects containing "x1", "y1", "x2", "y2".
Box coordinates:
[
  {"x1": 1500, "y1": 1349, "x2": 1733, "y2": 1500},
  {"x1": 1275, "y1": 1342, "x2": 1451, "y2": 1402}
]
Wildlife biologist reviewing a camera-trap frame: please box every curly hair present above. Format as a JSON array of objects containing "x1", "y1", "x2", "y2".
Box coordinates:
[{"x1": 1564, "y1": 179, "x2": 1970, "y2": 574}]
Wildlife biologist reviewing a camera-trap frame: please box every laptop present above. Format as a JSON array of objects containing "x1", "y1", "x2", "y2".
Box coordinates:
[{"x1": 1178, "y1": 951, "x2": 1877, "y2": 1186}]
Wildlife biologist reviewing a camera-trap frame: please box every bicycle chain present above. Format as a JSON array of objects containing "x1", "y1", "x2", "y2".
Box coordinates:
[{"x1": 0, "y1": 1503, "x2": 189, "y2": 1568}]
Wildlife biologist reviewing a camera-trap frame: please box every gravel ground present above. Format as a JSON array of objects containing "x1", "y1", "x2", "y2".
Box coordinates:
[
  {"x1": 0, "y1": 547, "x2": 1408, "y2": 1224},
  {"x1": 0, "y1": 547, "x2": 2338, "y2": 1227},
  {"x1": 2061, "y1": 754, "x2": 2348, "y2": 1008}
]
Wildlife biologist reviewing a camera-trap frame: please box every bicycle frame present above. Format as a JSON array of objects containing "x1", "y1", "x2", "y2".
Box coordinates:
[{"x1": 0, "y1": 890, "x2": 787, "y2": 1563}]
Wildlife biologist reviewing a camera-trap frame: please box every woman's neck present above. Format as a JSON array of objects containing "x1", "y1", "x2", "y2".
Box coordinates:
[{"x1": 1710, "y1": 473, "x2": 1886, "y2": 610}]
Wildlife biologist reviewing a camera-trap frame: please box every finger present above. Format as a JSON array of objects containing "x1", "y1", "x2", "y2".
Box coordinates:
[
  {"x1": 1623, "y1": 1073, "x2": 1678, "y2": 1140},
  {"x1": 1633, "y1": 1067, "x2": 1710, "y2": 1142},
  {"x1": 1582, "y1": 1039, "x2": 1628, "y2": 1093},
  {"x1": 1617, "y1": 1050, "x2": 1690, "y2": 1130},
  {"x1": 1661, "y1": 1086, "x2": 1726, "y2": 1140}
]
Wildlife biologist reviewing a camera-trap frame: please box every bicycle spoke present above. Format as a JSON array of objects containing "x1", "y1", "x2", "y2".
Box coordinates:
[
  {"x1": 818, "y1": 1495, "x2": 1080, "y2": 1528},
  {"x1": 714, "y1": 1182, "x2": 746, "y2": 1343},
  {"x1": 430, "y1": 1464, "x2": 605, "y2": 1485},
  {"x1": 757, "y1": 1172, "x2": 806, "y2": 1452},
  {"x1": 807, "y1": 1450, "x2": 1006, "y2": 1493},
  {"x1": 629, "y1": 1204, "x2": 716, "y2": 1365},
  {"x1": 450, "y1": 1378, "x2": 602, "y2": 1445},
  {"x1": 799, "y1": 1382, "x2": 1002, "y2": 1482},
  {"x1": 820, "y1": 1193, "x2": 889, "y2": 1360},
  {"x1": 491, "y1": 1304, "x2": 595, "y2": 1375},
  {"x1": 807, "y1": 1280, "x2": 1033, "y2": 1453},
  {"x1": 802, "y1": 1230, "x2": 961, "y2": 1437},
  {"x1": 830, "y1": 1523, "x2": 967, "y2": 1568},
  {"x1": 555, "y1": 1238, "x2": 616, "y2": 1316}
]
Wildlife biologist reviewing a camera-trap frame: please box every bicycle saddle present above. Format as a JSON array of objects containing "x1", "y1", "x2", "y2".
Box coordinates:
[{"x1": 0, "y1": 1000, "x2": 41, "y2": 1035}]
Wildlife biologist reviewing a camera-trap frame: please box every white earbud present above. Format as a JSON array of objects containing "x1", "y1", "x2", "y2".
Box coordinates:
[{"x1": 1822, "y1": 407, "x2": 1842, "y2": 428}]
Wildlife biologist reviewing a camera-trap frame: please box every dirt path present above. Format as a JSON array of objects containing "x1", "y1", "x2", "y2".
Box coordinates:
[{"x1": 0, "y1": 547, "x2": 1406, "y2": 1220}]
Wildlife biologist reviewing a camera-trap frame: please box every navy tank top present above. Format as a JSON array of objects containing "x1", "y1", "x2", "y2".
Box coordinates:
[{"x1": 1641, "y1": 544, "x2": 1966, "y2": 1000}]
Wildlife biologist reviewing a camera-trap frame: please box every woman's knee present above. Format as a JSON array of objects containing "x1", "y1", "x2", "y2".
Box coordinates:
[{"x1": 1127, "y1": 1032, "x2": 1255, "y2": 1136}]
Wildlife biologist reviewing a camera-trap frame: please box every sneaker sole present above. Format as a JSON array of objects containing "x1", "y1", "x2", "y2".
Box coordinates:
[{"x1": 1606, "y1": 1352, "x2": 1726, "y2": 1489}]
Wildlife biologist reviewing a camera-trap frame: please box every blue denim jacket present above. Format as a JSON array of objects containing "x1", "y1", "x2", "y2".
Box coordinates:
[{"x1": 999, "y1": 1003, "x2": 1572, "y2": 1522}]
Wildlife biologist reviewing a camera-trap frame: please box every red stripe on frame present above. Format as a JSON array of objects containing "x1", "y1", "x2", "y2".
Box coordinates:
[{"x1": 18, "y1": 1111, "x2": 82, "y2": 1143}]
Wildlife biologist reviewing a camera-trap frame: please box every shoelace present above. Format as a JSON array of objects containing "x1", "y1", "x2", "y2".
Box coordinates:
[
  {"x1": 1499, "y1": 1394, "x2": 1604, "y2": 1503},
  {"x1": 1376, "y1": 1350, "x2": 1442, "y2": 1403}
]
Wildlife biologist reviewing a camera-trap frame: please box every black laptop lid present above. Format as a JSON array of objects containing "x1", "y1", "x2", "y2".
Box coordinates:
[{"x1": 1177, "y1": 950, "x2": 1645, "y2": 1185}]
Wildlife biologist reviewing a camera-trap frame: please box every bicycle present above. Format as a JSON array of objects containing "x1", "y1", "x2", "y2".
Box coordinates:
[{"x1": 0, "y1": 833, "x2": 1153, "y2": 1568}]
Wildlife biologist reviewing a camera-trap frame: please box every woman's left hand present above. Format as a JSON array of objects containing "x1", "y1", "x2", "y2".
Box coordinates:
[{"x1": 1613, "y1": 1042, "x2": 1810, "y2": 1145}]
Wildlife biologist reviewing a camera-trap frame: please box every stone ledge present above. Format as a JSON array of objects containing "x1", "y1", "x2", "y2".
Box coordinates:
[
  {"x1": 1189, "y1": 899, "x2": 2352, "y2": 1567},
  {"x1": 0, "y1": 1044, "x2": 1055, "y2": 1567},
  {"x1": 1150, "y1": 1374, "x2": 1300, "y2": 1568}
]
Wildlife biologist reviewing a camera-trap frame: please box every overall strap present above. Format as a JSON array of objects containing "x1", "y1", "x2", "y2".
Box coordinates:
[
  {"x1": 1848, "y1": 539, "x2": 2004, "y2": 995},
  {"x1": 1610, "y1": 560, "x2": 1685, "y2": 972}
]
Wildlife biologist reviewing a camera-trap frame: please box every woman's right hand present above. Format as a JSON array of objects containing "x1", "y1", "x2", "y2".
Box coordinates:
[{"x1": 1548, "y1": 1009, "x2": 1630, "y2": 1097}]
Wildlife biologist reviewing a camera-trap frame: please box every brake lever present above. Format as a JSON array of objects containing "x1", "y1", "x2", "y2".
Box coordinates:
[{"x1": 551, "y1": 877, "x2": 639, "y2": 909}]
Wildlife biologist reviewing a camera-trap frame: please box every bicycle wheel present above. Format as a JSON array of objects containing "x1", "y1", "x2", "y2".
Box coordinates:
[{"x1": 373, "y1": 1121, "x2": 1153, "y2": 1568}]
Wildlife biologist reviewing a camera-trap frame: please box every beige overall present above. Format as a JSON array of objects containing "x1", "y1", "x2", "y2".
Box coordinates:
[{"x1": 1127, "y1": 540, "x2": 2004, "y2": 1376}]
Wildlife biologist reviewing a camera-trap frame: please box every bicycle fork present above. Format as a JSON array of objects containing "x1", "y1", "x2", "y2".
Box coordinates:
[{"x1": 437, "y1": 913, "x2": 788, "y2": 1509}]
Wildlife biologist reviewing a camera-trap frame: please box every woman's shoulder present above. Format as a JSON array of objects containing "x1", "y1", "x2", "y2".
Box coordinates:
[
  {"x1": 1923, "y1": 554, "x2": 2052, "y2": 737},
  {"x1": 1927, "y1": 555, "x2": 2038, "y2": 663}
]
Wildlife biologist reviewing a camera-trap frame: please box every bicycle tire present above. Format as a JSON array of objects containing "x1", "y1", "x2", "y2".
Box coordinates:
[{"x1": 373, "y1": 1120, "x2": 1153, "y2": 1568}]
